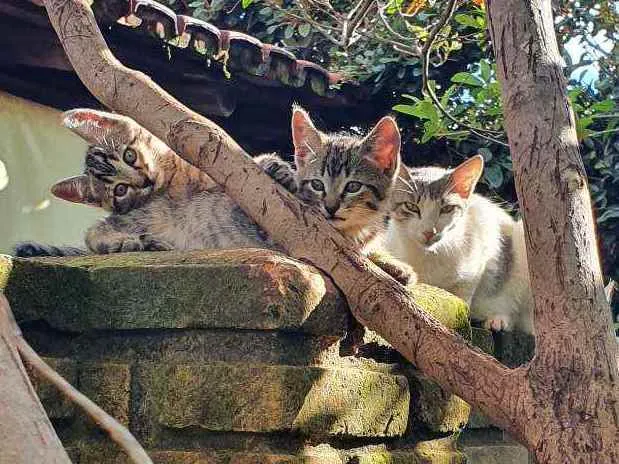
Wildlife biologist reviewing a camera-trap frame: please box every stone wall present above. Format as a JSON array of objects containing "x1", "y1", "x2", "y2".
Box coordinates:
[{"x1": 0, "y1": 250, "x2": 534, "y2": 463}]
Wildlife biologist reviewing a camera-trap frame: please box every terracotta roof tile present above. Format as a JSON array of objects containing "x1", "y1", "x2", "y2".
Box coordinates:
[{"x1": 119, "y1": 0, "x2": 345, "y2": 96}]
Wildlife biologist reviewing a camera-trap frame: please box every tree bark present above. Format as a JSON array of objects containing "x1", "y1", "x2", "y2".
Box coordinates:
[
  {"x1": 36, "y1": 0, "x2": 619, "y2": 461},
  {"x1": 486, "y1": 0, "x2": 619, "y2": 461},
  {"x1": 0, "y1": 295, "x2": 72, "y2": 464}
]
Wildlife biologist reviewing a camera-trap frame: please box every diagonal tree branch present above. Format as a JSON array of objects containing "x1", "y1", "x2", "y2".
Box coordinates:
[{"x1": 41, "y1": 0, "x2": 526, "y2": 439}]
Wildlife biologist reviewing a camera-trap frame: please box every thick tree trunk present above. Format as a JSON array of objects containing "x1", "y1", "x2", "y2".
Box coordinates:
[
  {"x1": 34, "y1": 0, "x2": 619, "y2": 461},
  {"x1": 487, "y1": 0, "x2": 619, "y2": 461},
  {"x1": 0, "y1": 295, "x2": 72, "y2": 464}
]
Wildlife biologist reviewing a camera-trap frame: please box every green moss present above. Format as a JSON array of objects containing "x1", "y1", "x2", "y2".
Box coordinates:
[
  {"x1": 0, "y1": 254, "x2": 12, "y2": 292},
  {"x1": 406, "y1": 283, "x2": 471, "y2": 339},
  {"x1": 4, "y1": 250, "x2": 346, "y2": 334},
  {"x1": 139, "y1": 363, "x2": 408, "y2": 437}
]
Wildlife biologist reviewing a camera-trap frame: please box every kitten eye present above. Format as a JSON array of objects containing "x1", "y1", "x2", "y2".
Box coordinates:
[
  {"x1": 123, "y1": 148, "x2": 137, "y2": 165},
  {"x1": 344, "y1": 181, "x2": 362, "y2": 194},
  {"x1": 402, "y1": 202, "x2": 420, "y2": 216},
  {"x1": 440, "y1": 204, "x2": 457, "y2": 214},
  {"x1": 310, "y1": 179, "x2": 325, "y2": 192},
  {"x1": 114, "y1": 183, "x2": 129, "y2": 197}
]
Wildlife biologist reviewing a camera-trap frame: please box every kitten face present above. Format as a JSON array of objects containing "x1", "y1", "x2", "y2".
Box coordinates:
[
  {"x1": 391, "y1": 156, "x2": 484, "y2": 250},
  {"x1": 291, "y1": 107, "x2": 401, "y2": 237},
  {"x1": 54, "y1": 109, "x2": 169, "y2": 214},
  {"x1": 84, "y1": 143, "x2": 157, "y2": 214}
]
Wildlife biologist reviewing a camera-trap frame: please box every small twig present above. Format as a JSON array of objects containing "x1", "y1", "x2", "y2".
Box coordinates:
[
  {"x1": 587, "y1": 128, "x2": 619, "y2": 138},
  {"x1": 266, "y1": 0, "x2": 343, "y2": 46},
  {"x1": 343, "y1": 0, "x2": 376, "y2": 46},
  {"x1": 421, "y1": 0, "x2": 508, "y2": 146}
]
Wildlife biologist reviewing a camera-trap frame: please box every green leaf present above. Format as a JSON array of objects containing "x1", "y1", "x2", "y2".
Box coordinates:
[
  {"x1": 454, "y1": 13, "x2": 481, "y2": 29},
  {"x1": 451, "y1": 72, "x2": 484, "y2": 87},
  {"x1": 440, "y1": 85, "x2": 457, "y2": 107},
  {"x1": 284, "y1": 25, "x2": 295, "y2": 39},
  {"x1": 484, "y1": 164, "x2": 504, "y2": 188},
  {"x1": 421, "y1": 120, "x2": 440, "y2": 143},
  {"x1": 576, "y1": 116, "x2": 594, "y2": 141},
  {"x1": 480, "y1": 60, "x2": 491, "y2": 82},
  {"x1": 478, "y1": 147, "x2": 493, "y2": 162},
  {"x1": 241, "y1": 0, "x2": 253, "y2": 8},
  {"x1": 298, "y1": 23, "x2": 311, "y2": 37},
  {"x1": 393, "y1": 101, "x2": 438, "y2": 122},
  {"x1": 591, "y1": 99, "x2": 616, "y2": 113},
  {"x1": 189, "y1": 1, "x2": 203, "y2": 7}
]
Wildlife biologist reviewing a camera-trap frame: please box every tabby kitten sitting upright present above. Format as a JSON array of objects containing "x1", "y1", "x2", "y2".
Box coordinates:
[{"x1": 386, "y1": 155, "x2": 533, "y2": 333}]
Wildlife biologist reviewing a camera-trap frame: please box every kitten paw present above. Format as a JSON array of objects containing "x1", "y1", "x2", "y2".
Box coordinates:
[
  {"x1": 483, "y1": 317, "x2": 511, "y2": 332},
  {"x1": 255, "y1": 153, "x2": 297, "y2": 193},
  {"x1": 89, "y1": 235, "x2": 148, "y2": 254},
  {"x1": 142, "y1": 236, "x2": 173, "y2": 252}
]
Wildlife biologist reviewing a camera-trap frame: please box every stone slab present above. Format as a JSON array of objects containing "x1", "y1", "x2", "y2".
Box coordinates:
[
  {"x1": 463, "y1": 444, "x2": 530, "y2": 463},
  {"x1": 135, "y1": 362, "x2": 409, "y2": 438},
  {"x1": 1, "y1": 250, "x2": 348, "y2": 335},
  {"x1": 69, "y1": 443, "x2": 466, "y2": 464},
  {"x1": 26, "y1": 356, "x2": 77, "y2": 419},
  {"x1": 405, "y1": 367, "x2": 471, "y2": 433},
  {"x1": 78, "y1": 362, "x2": 131, "y2": 428}
]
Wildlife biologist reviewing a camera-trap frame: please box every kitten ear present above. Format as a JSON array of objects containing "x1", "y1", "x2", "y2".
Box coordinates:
[
  {"x1": 291, "y1": 106, "x2": 324, "y2": 170},
  {"x1": 62, "y1": 109, "x2": 131, "y2": 145},
  {"x1": 450, "y1": 155, "x2": 484, "y2": 199},
  {"x1": 51, "y1": 175, "x2": 102, "y2": 207},
  {"x1": 362, "y1": 116, "x2": 401, "y2": 177}
]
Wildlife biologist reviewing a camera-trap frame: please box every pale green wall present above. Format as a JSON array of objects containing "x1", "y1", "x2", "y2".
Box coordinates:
[{"x1": 0, "y1": 91, "x2": 105, "y2": 254}]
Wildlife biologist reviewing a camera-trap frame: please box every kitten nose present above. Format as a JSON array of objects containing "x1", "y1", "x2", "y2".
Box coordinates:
[
  {"x1": 423, "y1": 230, "x2": 436, "y2": 242},
  {"x1": 325, "y1": 204, "x2": 339, "y2": 217}
]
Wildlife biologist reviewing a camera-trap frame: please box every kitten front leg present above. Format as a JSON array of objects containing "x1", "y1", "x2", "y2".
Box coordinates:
[
  {"x1": 368, "y1": 250, "x2": 417, "y2": 286},
  {"x1": 254, "y1": 153, "x2": 297, "y2": 193},
  {"x1": 85, "y1": 220, "x2": 171, "y2": 254}
]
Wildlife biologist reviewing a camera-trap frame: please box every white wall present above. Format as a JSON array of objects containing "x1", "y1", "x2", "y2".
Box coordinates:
[{"x1": 0, "y1": 91, "x2": 104, "y2": 254}]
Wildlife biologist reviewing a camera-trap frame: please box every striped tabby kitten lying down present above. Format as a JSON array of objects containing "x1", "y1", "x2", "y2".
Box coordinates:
[
  {"x1": 386, "y1": 156, "x2": 533, "y2": 333},
  {"x1": 16, "y1": 108, "x2": 414, "y2": 285}
]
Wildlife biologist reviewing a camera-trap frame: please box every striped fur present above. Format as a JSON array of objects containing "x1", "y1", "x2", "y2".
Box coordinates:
[{"x1": 18, "y1": 108, "x2": 415, "y2": 286}]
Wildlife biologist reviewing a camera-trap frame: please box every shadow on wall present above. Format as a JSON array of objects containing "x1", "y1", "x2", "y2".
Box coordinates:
[{"x1": 0, "y1": 91, "x2": 104, "y2": 254}]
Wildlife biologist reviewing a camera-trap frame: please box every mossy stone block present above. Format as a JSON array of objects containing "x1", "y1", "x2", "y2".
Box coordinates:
[
  {"x1": 78, "y1": 362, "x2": 131, "y2": 428},
  {"x1": 406, "y1": 284, "x2": 471, "y2": 339},
  {"x1": 406, "y1": 368, "x2": 471, "y2": 433},
  {"x1": 137, "y1": 362, "x2": 409, "y2": 438},
  {"x1": 463, "y1": 444, "x2": 530, "y2": 463},
  {"x1": 3, "y1": 250, "x2": 347, "y2": 335},
  {"x1": 26, "y1": 356, "x2": 77, "y2": 419}
]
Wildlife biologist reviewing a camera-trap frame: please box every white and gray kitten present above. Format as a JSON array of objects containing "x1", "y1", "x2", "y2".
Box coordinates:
[{"x1": 386, "y1": 155, "x2": 533, "y2": 333}]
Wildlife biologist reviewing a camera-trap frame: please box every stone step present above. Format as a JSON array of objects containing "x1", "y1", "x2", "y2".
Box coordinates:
[
  {"x1": 68, "y1": 441, "x2": 467, "y2": 463},
  {"x1": 462, "y1": 443, "x2": 531, "y2": 463},
  {"x1": 135, "y1": 362, "x2": 410, "y2": 439},
  {"x1": 0, "y1": 251, "x2": 348, "y2": 335}
]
